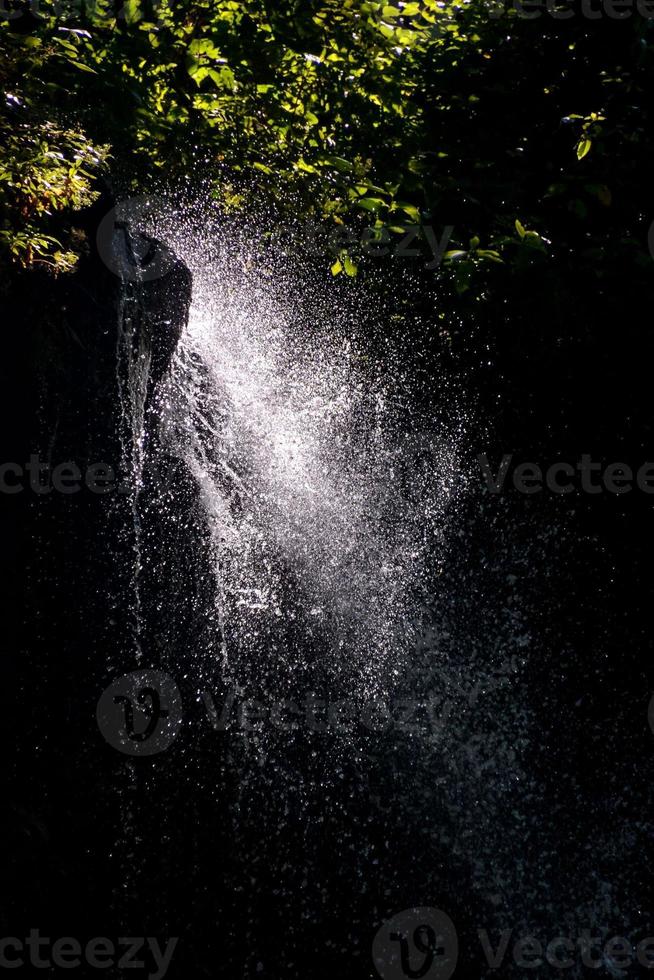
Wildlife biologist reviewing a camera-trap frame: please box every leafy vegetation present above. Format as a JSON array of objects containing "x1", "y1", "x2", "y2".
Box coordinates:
[{"x1": 2, "y1": 0, "x2": 653, "y2": 297}]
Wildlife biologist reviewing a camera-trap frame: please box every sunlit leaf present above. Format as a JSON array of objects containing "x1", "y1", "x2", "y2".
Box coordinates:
[{"x1": 576, "y1": 138, "x2": 592, "y2": 160}]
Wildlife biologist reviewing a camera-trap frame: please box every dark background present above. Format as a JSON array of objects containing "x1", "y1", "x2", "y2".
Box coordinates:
[{"x1": 3, "y1": 5, "x2": 654, "y2": 976}]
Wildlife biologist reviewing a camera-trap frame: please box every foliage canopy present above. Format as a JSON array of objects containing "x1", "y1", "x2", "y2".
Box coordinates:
[{"x1": 2, "y1": 0, "x2": 653, "y2": 293}]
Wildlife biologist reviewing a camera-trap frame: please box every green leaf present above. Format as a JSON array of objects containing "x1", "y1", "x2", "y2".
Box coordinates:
[
  {"x1": 398, "y1": 203, "x2": 420, "y2": 220},
  {"x1": 356, "y1": 197, "x2": 385, "y2": 211},
  {"x1": 515, "y1": 219, "x2": 526, "y2": 238},
  {"x1": 70, "y1": 61, "x2": 98, "y2": 74},
  {"x1": 331, "y1": 259, "x2": 343, "y2": 275},
  {"x1": 576, "y1": 139, "x2": 592, "y2": 160},
  {"x1": 322, "y1": 156, "x2": 354, "y2": 173}
]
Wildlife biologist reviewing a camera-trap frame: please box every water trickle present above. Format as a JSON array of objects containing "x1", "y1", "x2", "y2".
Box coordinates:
[{"x1": 115, "y1": 258, "x2": 152, "y2": 663}]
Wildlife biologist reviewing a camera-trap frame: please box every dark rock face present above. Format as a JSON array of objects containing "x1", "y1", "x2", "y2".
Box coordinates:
[{"x1": 0, "y1": 196, "x2": 204, "y2": 942}]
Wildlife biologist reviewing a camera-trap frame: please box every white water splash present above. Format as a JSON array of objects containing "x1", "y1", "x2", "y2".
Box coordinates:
[{"x1": 156, "y1": 225, "x2": 466, "y2": 702}]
